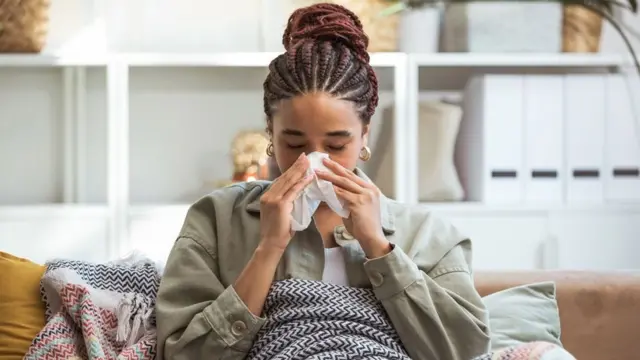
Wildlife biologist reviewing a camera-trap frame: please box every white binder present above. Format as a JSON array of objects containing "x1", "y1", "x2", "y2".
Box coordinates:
[
  {"x1": 457, "y1": 75, "x2": 524, "y2": 204},
  {"x1": 604, "y1": 74, "x2": 640, "y2": 202},
  {"x1": 523, "y1": 75, "x2": 564, "y2": 204},
  {"x1": 564, "y1": 75, "x2": 606, "y2": 204}
]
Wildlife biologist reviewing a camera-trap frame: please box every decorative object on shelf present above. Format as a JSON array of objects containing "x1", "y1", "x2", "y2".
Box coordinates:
[
  {"x1": 260, "y1": 0, "x2": 399, "y2": 52},
  {"x1": 415, "y1": 100, "x2": 465, "y2": 202},
  {"x1": 370, "y1": 106, "x2": 397, "y2": 198},
  {"x1": 230, "y1": 130, "x2": 271, "y2": 183},
  {"x1": 381, "y1": 0, "x2": 639, "y2": 73},
  {"x1": 204, "y1": 130, "x2": 271, "y2": 190},
  {"x1": 332, "y1": 0, "x2": 399, "y2": 52},
  {"x1": 0, "y1": 0, "x2": 50, "y2": 53},
  {"x1": 440, "y1": 3, "x2": 563, "y2": 53},
  {"x1": 372, "y1": 100, "x2": 464, "y2": 202},
  {"x1": 398, "y1": 4, "x2": 441, "y2": 53},
  {"x1": 562, "y1": 5, "x2": 603, "y2": 53}
]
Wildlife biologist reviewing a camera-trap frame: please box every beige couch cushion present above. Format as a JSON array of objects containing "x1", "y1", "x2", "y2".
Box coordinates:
[{"x1": 476, "y1": 271, "x2": 640, "y2": 360}]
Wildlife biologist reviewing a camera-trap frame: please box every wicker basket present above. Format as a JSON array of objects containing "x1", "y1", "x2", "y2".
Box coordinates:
[
  {"x1": 0, "y1": 0, "x2": 50, "y2": 53},
  {"x1": 264, "y1": 0, "x2": 398, "y2": 52},
  {"x1": 330, "y1": 0, "x2": 399, "y2": 52},
  {"x1": 562, "y1": 5, "x2": 603, "y2": 53}
]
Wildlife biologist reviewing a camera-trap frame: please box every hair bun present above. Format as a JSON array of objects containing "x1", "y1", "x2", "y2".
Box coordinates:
[{"x1": 283, "y1": 3, "x2": 369, "y2": 59}]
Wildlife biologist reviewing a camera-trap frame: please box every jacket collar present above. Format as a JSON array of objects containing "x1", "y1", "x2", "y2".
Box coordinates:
[{"x1": 245, "y1": 167, "x2": 395, "y2": 234}]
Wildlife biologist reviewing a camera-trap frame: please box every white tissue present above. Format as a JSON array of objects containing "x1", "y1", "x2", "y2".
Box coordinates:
[{"x1": 290, "y1": 152, "x2": 350, "y2": 231}]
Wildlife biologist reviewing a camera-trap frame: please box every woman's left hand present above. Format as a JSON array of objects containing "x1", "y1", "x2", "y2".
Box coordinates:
[{"x1": 315, "y1": 158, "x2": 392, "y2": 258}]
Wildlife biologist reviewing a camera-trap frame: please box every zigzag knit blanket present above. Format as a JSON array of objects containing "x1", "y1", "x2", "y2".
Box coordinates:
[
  {"x1": 247, "y1": 279, "x2": 410, "y2": 360},
  {"x1": 25, "y1": 256, "x2": 161, "y2": 360},
  {"x1": 247, "y1": 279, "x2": 575, "y2": 360}
]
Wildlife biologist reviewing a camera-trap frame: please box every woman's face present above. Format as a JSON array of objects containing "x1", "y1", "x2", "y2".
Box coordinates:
[{"x1": 270, "y1": 92, "x2": 368, "y2": 174}]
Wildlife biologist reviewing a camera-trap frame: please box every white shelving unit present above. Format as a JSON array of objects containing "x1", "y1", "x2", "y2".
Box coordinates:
[
  {"x1": 2, "y1": 52, "x2": 638, "y2": 268},
  {"x1": 411, "y1": 53, "x2": 626, "y2": 67}
]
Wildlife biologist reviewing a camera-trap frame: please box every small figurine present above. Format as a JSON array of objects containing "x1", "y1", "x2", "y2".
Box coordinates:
[{"x1": 230, "y1": 130, "x2": 271, "y2": 182}]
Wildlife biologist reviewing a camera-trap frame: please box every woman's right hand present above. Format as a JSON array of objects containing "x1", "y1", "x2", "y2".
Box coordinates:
[{"x1": 259, "y1": 153, "x2": 313, "y2": 252}]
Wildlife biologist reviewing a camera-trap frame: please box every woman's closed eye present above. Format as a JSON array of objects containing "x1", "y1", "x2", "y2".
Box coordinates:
[
  {"x1": 285, "y1": 143, "x2": 346, "y2": 152},
  {"x1": 326, "y1": 144, "x2": 346, "y2": 151},
  {"x1": 285, "y1": 142, "x2": 306, "y2": 149}
]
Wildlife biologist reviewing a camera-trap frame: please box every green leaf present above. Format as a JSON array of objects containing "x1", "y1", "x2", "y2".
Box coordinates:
[{"x1": 378, "y1": 2, "x2": 408, "y2": 17}]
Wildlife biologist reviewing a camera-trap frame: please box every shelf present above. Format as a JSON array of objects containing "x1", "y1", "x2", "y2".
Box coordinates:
[
  {"x1": 125, "y1": 202, "x2": 640, "y2": 219},
  {"x1": 0, "y1": 52, "x2": 406, "y2": 68},
  {"x1": 0, "y1": 52, "x2": 627, "y2": 69},
  {"x1": 0, "y1": 205, "x2": 109, "y2": 219},
  {"x1": 420, "y1": 202, "x2": 640, "y2": 214},
  {"x1": 0, "y1": 54, "x2": 109, "y2": 67},
  {"x1": 129, "y1": 204, "x2": 190, "y2": 217},
  {"x1": 2, "y1": 202, "x2": 636, "y2": 221},
  {"x1": 123, "y1": 52, "x2": 407, "y2": 68},
  {"x1": 412, "y1": 53, "x2": 626, "y2": 68}
]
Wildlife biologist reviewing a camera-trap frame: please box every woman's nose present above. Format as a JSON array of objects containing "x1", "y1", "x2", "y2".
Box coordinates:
[{"x1": 306, "y1": 143, "x2": 324, "y2": 154}]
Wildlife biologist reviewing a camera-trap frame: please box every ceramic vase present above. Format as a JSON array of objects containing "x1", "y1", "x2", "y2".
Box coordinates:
[
  {"x1": 398, "y1": 6, "x2": 440, "y2": 53},
  {"x1": 442, "y1": 2, "x2": 562, "y2": 53}
]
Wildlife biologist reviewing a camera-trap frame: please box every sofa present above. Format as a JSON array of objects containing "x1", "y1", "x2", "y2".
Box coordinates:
[
  {"x1": 476, "y1": 271, "x2": 640, "y2": 360},
  {"x1": 1, "y1": 250, "x2": 639, "y2": 360}
]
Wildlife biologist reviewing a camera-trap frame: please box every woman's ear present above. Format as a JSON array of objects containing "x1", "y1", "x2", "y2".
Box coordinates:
[
  {"x1": 265, "y1": 118, "x2": 273, "y2": 137},
  {"x1": 361, "y1": 124, "x2": 370, "y2": 145}
]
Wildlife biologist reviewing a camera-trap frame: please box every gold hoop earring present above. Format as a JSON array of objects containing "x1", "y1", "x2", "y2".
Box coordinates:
[
  {"x1": 359, "y1": 146, "x2": 371, "y2": 162},
  {"x1": 266, "y1": 143, "x2": 274, "y2": 157}
]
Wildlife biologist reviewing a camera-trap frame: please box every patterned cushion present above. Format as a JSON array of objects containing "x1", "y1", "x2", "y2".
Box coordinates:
[{"x1": 474, "y1": 341, "x2": 576, "y2": 360}]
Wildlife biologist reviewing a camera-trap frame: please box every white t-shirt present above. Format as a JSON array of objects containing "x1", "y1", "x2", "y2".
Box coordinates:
[{"x1": 321, "y1": 247, "x2": 349, "y2": 286}]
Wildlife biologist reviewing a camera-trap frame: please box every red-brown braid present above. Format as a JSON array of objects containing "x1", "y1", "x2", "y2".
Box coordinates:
[{"x1": 263, "y1": 3, "x2": 379, "y2": 125}]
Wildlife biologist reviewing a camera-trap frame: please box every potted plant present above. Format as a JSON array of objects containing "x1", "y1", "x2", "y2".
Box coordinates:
[
  {"x1": 381, "y1": 0, "x2": 639, "y2": 72},
  {"x1": 389, "y1": 0, "x2": 442, "y2": 52},
  {"x1": 0, "y1": 0, "x2": 50, "y2": 53}
]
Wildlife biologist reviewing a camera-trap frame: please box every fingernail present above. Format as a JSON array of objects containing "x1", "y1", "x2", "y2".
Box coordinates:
[{"x1": 298, "y1": 153, "x2": 306, "y2": 159}]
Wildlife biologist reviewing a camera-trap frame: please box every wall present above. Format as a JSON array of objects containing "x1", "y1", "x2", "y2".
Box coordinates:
[{"x1": 2, "y1": 1, "x2": 640, "y2": 268}]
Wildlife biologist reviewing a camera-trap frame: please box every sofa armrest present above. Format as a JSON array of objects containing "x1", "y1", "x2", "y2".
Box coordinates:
[{"x1": 475, "y1": 270, "x2": 640, "y2": 360}]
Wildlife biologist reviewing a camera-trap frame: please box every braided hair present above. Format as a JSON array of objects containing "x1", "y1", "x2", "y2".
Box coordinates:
[{"x1": 263, "y1": 3, "x2": 379, "y2": 128}]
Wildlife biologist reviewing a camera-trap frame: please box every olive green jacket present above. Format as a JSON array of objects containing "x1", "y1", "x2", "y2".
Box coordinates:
[{"x1": 156, "y1": 174, "x2": 490, "y2": 360}]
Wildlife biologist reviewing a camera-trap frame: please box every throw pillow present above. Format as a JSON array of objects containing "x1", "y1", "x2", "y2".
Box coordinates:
[
  {"x1": 0, "y1": 252, "x2": 46, "y2": 360},
  {"x1": 483, "y1": 281, "x2": 562, "y2": 350}
]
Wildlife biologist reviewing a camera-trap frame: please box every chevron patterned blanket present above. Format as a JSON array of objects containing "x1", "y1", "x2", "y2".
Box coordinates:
[
  {"x1": 25, "y1": 256, "x2": 161, "y2": 360},
  {"x1": 247, "y1": 279, "x2": 410, "y2": 359},
  {"x1": 247, "y1": 279, "x2": 574, "y2": 360}
]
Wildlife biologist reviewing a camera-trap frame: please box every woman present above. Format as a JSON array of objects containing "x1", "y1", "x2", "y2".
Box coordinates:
[{"x1": 156, "y1": 3, "x2": 490, "y2": 360}]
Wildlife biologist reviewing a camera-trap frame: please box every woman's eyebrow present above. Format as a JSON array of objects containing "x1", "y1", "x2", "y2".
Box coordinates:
[
  {"x1": 281, "y1": 129, "x2": 351, "y2": 137},
  {"x1": 326, "y1": 130, "x2": 351, "y2": 137},
  {"x1": 282, "y1": 129, "x2": 304, "y2": 136}
]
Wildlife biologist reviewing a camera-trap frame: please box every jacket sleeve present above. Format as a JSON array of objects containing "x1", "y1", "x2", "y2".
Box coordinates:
[
  {"x1": 363, "y1": 237, "x2": 491, "y2": 360},
  {"x1": 156, "y1": 235, "x2": 266, "y2": 360}
]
